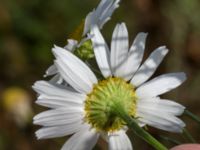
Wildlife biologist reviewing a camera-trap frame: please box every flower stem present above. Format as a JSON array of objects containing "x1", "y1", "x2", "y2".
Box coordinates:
[
  {"x1": 182, "y1": 128, "x2": 196, "y2": 143},
  {"x1": 113, "y1": 103, "x2": 168, "y2": 150},
  {"x1": 159, "y1": 135, "x2": 182, "y2": 145},
  {"x1": 184, "y1": 109, "x2": 200, "y2": 124}
]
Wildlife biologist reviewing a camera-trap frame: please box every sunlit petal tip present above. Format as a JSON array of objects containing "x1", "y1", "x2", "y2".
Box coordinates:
[
  {"x1": 119, "y1": 22, "x2": 127, "y2": 28},
  {"x1": 178, "y1": 72, "x2": 187, "y2": 82},
  {"x1": 44, "y1": 64, "x2": 58, "y2": 77},
  {"x1": 35, "y1": 130, "x2": 44, "y2": 140},
  {"x1": 53, "y1": 44, "x2": 62, "y2": 52},
  {"x1": 32, "y1": 81, "x2": 41, "y2": 91},
  {"x1": 158, "y1": 46, "x2": 169, "y2": 54},
  {"x1": 174, "y1": 121, "x2": 186, "y2": 133},
  {"x1": 138, "y1": 32, "x2": 148, "y2": 36},
  {"x1": 35, "y1": 133, "x2": 41, "y2": 140},
  {"x1": 51, "y1": 46, "x2": 64, "y2": 58},
  {"x1": 136, "y1": 32, "x2": 148, "y2": 44}
]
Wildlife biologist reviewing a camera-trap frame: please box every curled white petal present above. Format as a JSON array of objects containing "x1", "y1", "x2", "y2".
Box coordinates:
[
  {"x1": 83, "y1": 0, "x2": 120, "y2": 35},
  {"x1": 44, "y1": 64, "x2": 57, "y2": 77},
  {"x1": 53, "y1": 45, "x2": 97, "y2": 93}
]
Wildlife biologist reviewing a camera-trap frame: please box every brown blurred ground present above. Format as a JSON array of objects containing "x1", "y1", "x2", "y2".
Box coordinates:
[{"x1": 0, "y1": 0, "x2": 200, "y2": 149}]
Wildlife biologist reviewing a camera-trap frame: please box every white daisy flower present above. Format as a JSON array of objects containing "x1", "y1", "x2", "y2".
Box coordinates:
[
  {"x1": 83, "y1": 0, "x2": 120, "y2": 35},
  {"x1": 90, "y1": 23, "x2": 186, "y2": 132},
  {"x1": 33, "y1": 23, "x2": 186, "y2": 150},
  {"x1": 44, "y1": 0, "x2": 120, "y2": 83}
]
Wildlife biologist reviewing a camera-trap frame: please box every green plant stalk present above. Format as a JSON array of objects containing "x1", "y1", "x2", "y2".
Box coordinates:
[
  {"x1": 184, "y1": 110, "x2": 200, "y2": 124},
  {"x1": 113, "y1": 102, "x2": 168, "y2": 150},
  {"x1": 182, "y1": 128, "x2": 196, "y2": 143},
  {"x1": 159, "y1": 135, "x2": 182, "y2": 145}
]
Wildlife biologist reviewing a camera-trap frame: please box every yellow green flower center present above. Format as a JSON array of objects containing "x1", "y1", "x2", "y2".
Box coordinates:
[{"x1": 84, "y1": 77, "x2": 137, "y2": 132}]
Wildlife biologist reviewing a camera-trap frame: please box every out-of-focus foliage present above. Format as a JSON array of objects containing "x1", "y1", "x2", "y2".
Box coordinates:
[{"x1": 0, "y1": 0, "x2": 200, "y2": 149}]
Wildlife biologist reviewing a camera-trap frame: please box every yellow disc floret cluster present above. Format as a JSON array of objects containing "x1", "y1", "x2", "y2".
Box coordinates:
[{"x1": 84, "y1": 77, "x2": 137, "y2": 132}]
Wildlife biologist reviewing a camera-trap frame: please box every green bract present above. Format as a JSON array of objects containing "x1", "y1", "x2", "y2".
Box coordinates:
[{"x1": 74, "y1": 40, "x2": 94, "y2": 61}]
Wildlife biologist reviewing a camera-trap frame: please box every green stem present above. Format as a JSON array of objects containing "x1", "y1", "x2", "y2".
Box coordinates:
[
  {"x1": 184, "y1": 110, "x2": 200, "y2": 124},
  {"x1": 159, "y1": 135, "x2": 182, "y2": 145},
  {"x1": 182, "y1": 128, "x2": 196, "y2": 143},
  {"x1": 113, "y1": 103, "x2": 168, "y2": 150}
]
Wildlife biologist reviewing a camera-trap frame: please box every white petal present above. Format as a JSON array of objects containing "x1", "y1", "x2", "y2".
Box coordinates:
[
  {"x1": 33, "y1": 80, "x2": 70, "y2": 94},
  {"x1": 83, "y1": 0, "x2": 120, "y2": 35},
  {"x1": 45, "y1": 39, "x2": 78, "y2": 78},
  {"x1": 53, "y1": 81, "x2": 75, "y2": 91},
  {"x1": 34, "y1": 107, "x2": 83, "y2": 126},
  {"x1": 137, "y1": 107, "x2": 185, "y2": 133},
  {"x1": 49, "y1": 74, "x2": 63, "y2": 84},
  {"x1": 44, "y1": 64, "x2": 57, "y2": 77},
  {"x1": 137, "y1": 98, "x2": 185, "y2": 116},
  {"x1": 122, "y1": 32, "x2": 148, "y2": 80},
  {"x1": 52, "y1": 45, "x2": 97, "y2": 93},
  {"x1": 108, "y1": 130, "x2": 132, "y2": 150},
  {"x1": 84, "y1": 11, "x2": 93, "y2": 36},
  {"x1": 98, "y1": 0, "x2": 120, "y2": 28},
  {"x1": 110, "y1": 23, "x2": 129, "y2": 78},
  {"x1": 33, "y1": 80, "x2": 85, "y2": 98},
  {"x1": 61, "y1": 125, "x2": 99, "y2": 150},
  {"x1": 64, "y1": 39, "x2": 78, "y2": 51},
  {"x1": 136, "y1": 72, "x2": 186, "y2": 99},
  {"x1": 33, "y1": 81, "x2": 85, "y2": 108},
  {"x1": 91, "y1": 25, "x2": 112, "y2": 78},
  {"x1": 131, "y1": 46, "x2": 168, "y2": 87},
  {"x1": 36, "y1": 94, "x2": 84, "y2": 109},
  {"x1": 35, "y1": 122, "x2": 85, "y2": 139}
]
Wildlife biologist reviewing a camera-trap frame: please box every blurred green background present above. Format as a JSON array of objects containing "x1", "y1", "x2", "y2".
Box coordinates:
[{"x1": 0, "y1": 0, "x2": 200, "y2": 149}]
